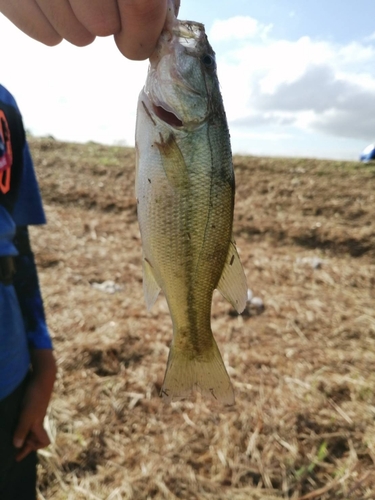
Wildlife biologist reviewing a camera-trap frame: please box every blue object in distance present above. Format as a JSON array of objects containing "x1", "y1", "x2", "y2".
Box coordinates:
[{"x1": 360, "y1": 144, "x2": 375, "y2": 162}]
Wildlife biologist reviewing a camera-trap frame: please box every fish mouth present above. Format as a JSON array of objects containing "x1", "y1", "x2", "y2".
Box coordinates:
[{"x1": 152, "y1": 104, "x2": 183, "y2": 127}]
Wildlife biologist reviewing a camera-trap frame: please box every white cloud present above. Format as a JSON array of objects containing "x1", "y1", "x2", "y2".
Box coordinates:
[
  {"x1": 210, "y1": 16, "x2": 272, "y2": 42},
  {"x1": 211, "y1": 18, "x2": 375, "y2": 146}
]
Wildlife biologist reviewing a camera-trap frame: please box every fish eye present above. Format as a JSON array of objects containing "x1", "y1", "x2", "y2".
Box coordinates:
[{"x1": 201, "y1": 54, "x2": 216, "y2": 68}]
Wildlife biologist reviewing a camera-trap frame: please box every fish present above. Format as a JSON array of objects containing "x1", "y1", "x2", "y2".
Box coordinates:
[{"x1": 135, "y1": 11, "x2": 247, "y2": 405}]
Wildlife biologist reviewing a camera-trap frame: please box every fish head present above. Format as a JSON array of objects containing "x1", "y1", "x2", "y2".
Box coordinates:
[{"x1": 145, "y1": 20, "x2": 222, "y2": 130}]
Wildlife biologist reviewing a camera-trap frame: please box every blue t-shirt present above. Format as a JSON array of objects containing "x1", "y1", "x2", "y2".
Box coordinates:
[{"x1": 0, "y1": 84, "x2": 52, "y2": 400}]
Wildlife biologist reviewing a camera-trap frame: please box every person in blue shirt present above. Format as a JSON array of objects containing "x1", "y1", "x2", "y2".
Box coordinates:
[{"x1": 0, "y1": 85, "x2": 57, "y2": 500}]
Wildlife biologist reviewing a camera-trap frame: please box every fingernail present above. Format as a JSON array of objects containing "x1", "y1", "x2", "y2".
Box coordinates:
[{"x1": 14, "y1": 439, "x2": 23, "y2": 448}]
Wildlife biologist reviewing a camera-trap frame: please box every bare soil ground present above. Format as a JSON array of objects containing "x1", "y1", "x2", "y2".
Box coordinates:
[{"x1": 29, "y1": 137, "x2": 375, "y2": 500}]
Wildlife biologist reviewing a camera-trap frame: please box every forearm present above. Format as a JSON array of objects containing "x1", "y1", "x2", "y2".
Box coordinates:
[
  {"x1": 28, "y1": 348, "x2": 57, "y2": 414},
  {"x1": 30, "y1": 348, "x2": 57, "y2": 382},
  {"x1": 13, "y1": 349, "x2": 57, "y2": 459}
]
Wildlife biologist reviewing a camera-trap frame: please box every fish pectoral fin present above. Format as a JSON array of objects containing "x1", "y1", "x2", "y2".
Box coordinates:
[
  {"x1": 217, "y1": 239, "x2": 248, "y2": 313},
  {"x1": 155, "y1": 133, "x2": 189, "y2": 190},
  {"x1": 142, "y1": 257, "x2": 161, "y2": 311}
]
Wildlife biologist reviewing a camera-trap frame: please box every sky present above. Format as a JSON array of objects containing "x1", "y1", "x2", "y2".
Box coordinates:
[{"x1": 1, "y1": 0, "x2": 375, "y2": 160}]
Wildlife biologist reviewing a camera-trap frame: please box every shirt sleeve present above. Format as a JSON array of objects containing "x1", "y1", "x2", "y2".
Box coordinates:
[
  {"x1": 0, "y1": 84, "x2": 46, "y2": 226},
  {"x1": 12, "y1": 226, "x2": 53, "y2": 350}
]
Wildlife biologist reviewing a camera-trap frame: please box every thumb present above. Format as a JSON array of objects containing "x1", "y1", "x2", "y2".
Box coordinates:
[
  {"x1": 13, "y1": 412, "x2": 31, "y2": 449},
  {"x1": 173, "y1": 0, "x2": 180, "y2": 16}
]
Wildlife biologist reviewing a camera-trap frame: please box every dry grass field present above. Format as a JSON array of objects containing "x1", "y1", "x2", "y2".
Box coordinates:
[{"x1": 28, "y1": 137, "x2": 375, "y2": 500}]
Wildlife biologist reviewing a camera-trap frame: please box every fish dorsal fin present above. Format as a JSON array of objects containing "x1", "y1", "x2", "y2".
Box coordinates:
[
  {"x1": 217, "y1": 240, "x2": 248, "y2": 313},
  {"x1": 142, "y1": 257, "x2": 161, "y2": 311}
]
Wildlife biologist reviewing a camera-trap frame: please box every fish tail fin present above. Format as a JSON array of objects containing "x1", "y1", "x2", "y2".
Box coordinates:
[{"x1": 160, "y1": 336, "x2": 235, "y2": 405}]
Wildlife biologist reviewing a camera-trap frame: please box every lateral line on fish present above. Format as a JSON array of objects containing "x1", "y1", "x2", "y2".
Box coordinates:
[
  {"x1": 190, "y1": 124, "x2": 216, "y2": 290},
  {"x1": 184, "y1": 184, "x2": 203, "y2": 355},
  {"x1": 188, "y1": 58, "x2": 220, "y2": 290}
]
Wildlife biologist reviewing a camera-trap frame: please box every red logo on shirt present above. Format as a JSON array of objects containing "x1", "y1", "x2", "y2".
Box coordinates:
[{"x1": 0, "y1": 110, "x2": 13, "y2": 194}]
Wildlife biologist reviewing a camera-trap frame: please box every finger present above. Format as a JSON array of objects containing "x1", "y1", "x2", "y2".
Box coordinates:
[
  {"x1": 15, "y1": 427, "x2": 50, "y2": 462},
  {"x1": 15, "y1": 440, "x2": 35, "y2": 462},
  {"x1": 13, "y1": 413, "x2": 31, "y2": 450},
  {"x1": 32, "y1": 425, "x2": 51, "y2": 449},
  {"x1": 115, "y1": 0, "x2": 168, "y2": 60},
  {"x1": 173, "y1": 0, "x2": 180, "y2": 16},
  {"x1": 35, "y1": 0, "x2": 95, "y2": 46},
  {"x1": 0, "y1": 0, "x2": 62, "y2": 45},
  {"x1": 68, "y1": 0, "x2": 121, "y2": 37}
]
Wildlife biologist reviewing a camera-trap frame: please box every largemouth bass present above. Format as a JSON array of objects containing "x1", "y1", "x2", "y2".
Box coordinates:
[{"x1": 135, "y1": 13, "x2": 247, "y2": 405}]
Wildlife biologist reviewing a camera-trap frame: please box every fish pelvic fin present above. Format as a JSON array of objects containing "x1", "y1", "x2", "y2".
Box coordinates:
[{"x1": 160, "y1": 336, "x2": 235, "y2": 406}]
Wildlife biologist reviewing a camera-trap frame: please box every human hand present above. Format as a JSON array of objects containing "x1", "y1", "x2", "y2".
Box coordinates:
[
  {"x1": 13, "y1": 349, "x2": 57, "y2": 461},
  {"x1": 0, "y1": 0, "x2": 180, "y2": 60}
]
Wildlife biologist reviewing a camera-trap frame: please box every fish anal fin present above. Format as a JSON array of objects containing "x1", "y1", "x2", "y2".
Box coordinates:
[
  {"x1": 217, "y1": 239, "x2": 248, "y2": 313},
  {"x1": 142, "y1": 257, "x2": 161, "y2": 311}
]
